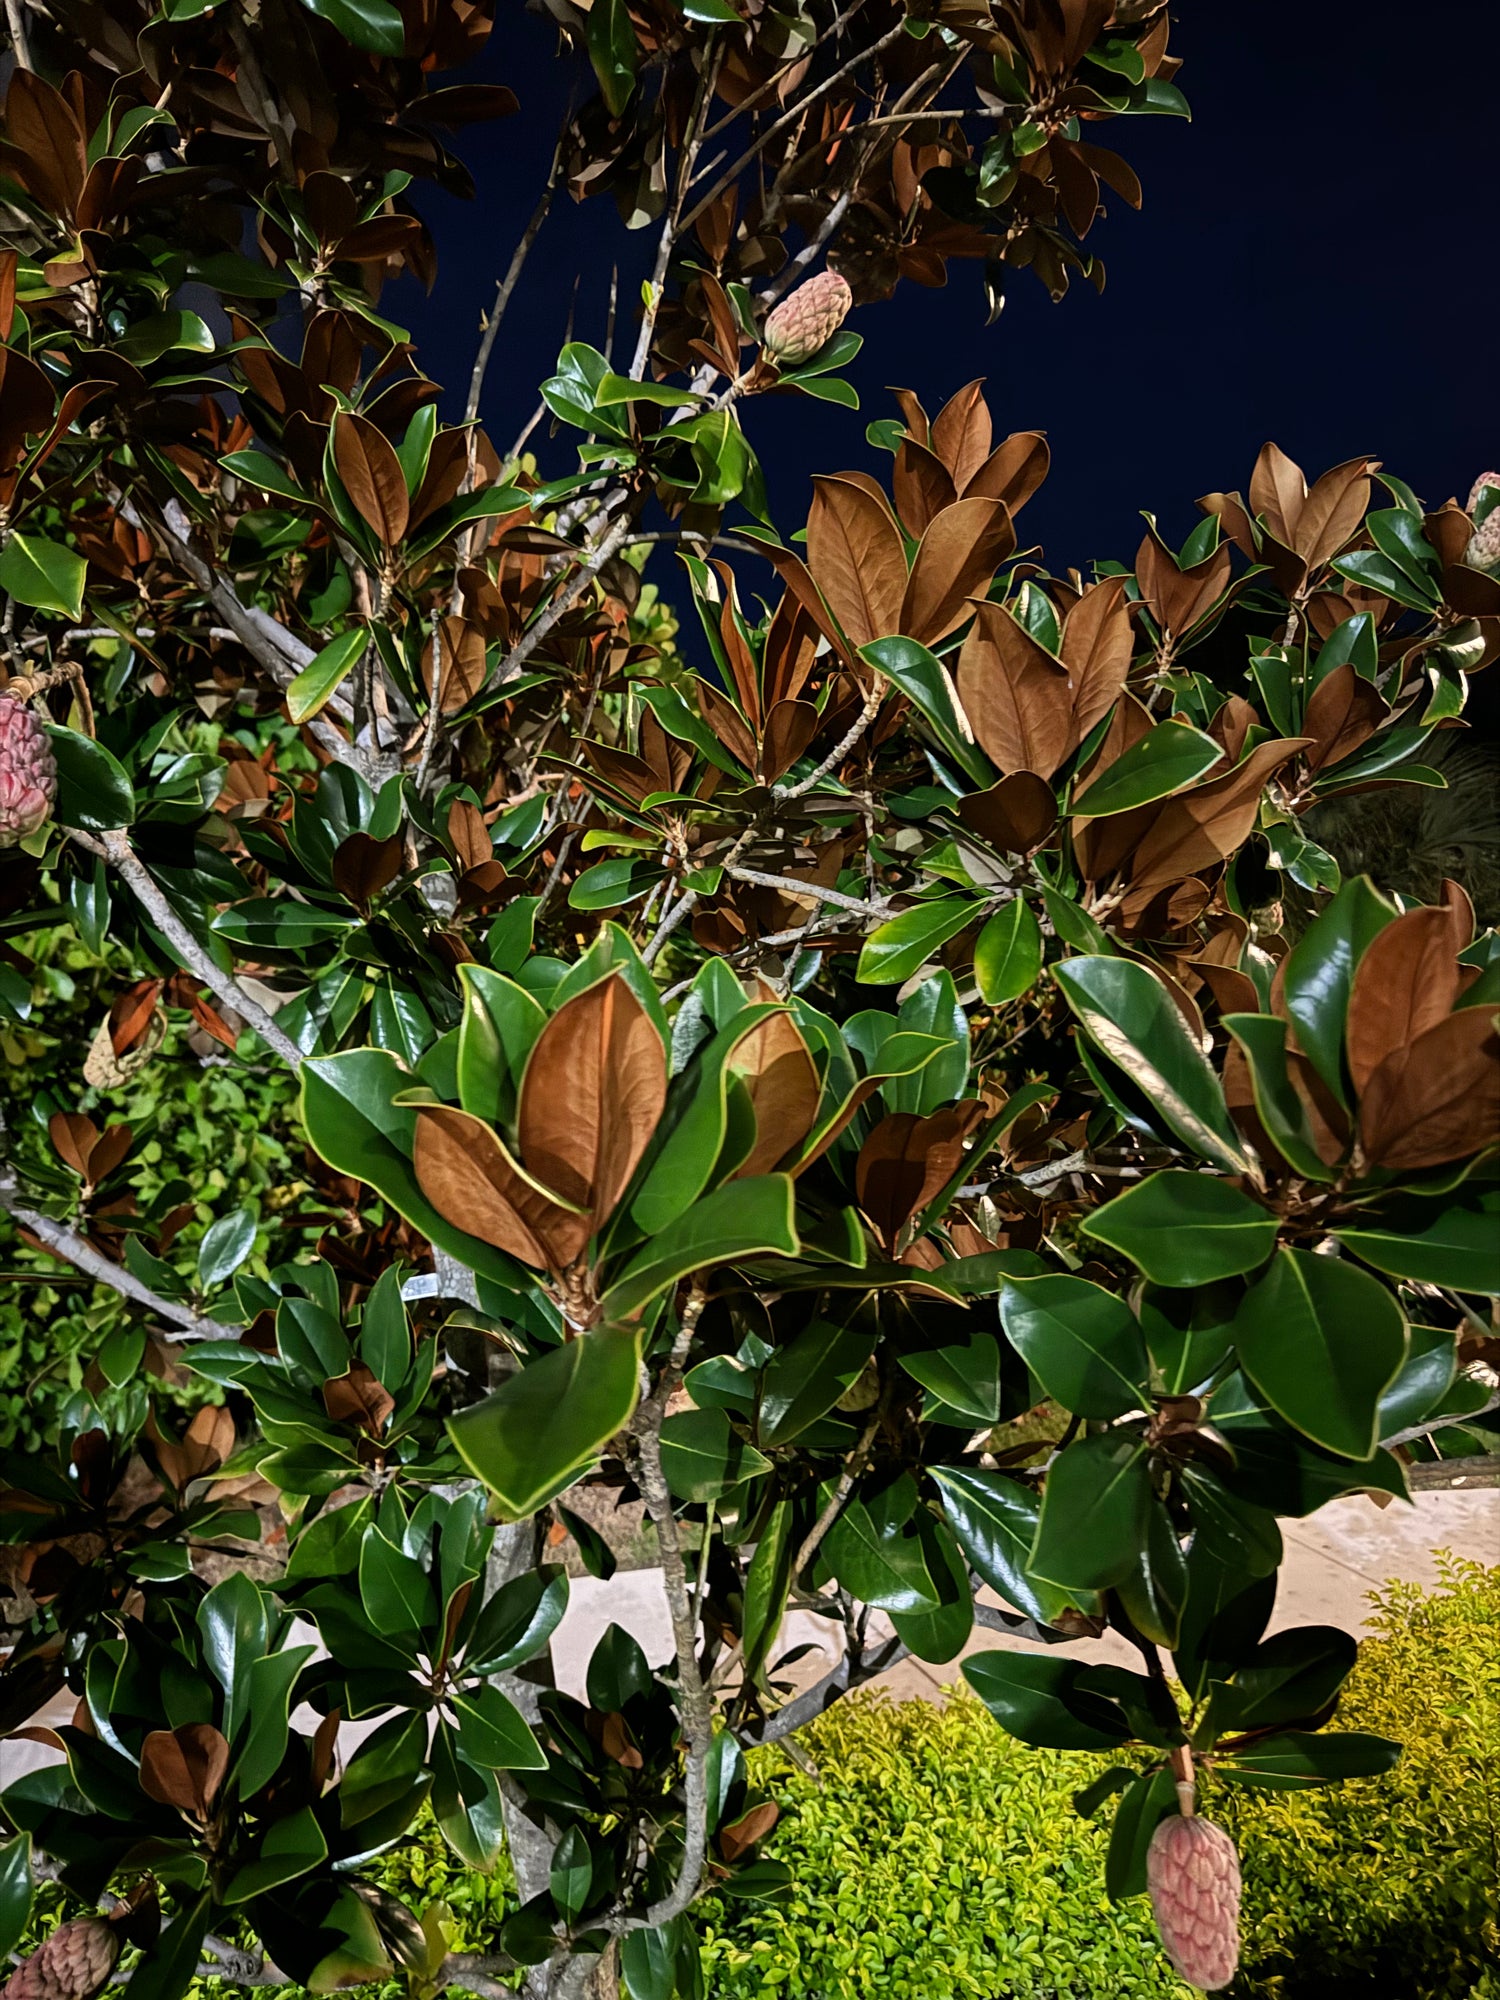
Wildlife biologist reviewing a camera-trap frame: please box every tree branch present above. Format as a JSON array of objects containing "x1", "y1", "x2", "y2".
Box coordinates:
[
  {"x1": 80, "y1": 829, "x2": 303, "y2": 1069},
  {"x1": 466, "y1": 163, "x2": 561, "y2": 425},
  {"x1": 723, "y1": 866, "x2": 890, "y2": 921},
  {"x1": 0, "y1": 1138, "x2": 240, "y2": 1344}
]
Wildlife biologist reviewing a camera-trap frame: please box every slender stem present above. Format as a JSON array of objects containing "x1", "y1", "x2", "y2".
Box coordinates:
[
  {"x1": 724, "y1": 865, "x2": 890, "y2": 920},
  {"x1": 679, "y1": 20, "x2": 907, "y2": 238},
  {"x1": 83, "y1": 830, "x2": 303, "y2": 1068},
  {"x1": 4, "y1": 0, "x2": 33, "y2": 68},
  {"x1": 466, "y1": 163, "x2": 561, "y2": 425},
  {"x1": 0, "y1": 1125, "x2": 240, "y2": 1343},
  {"x1": 792, "y1": 1408, "x2": 882, "y2": 1581}
]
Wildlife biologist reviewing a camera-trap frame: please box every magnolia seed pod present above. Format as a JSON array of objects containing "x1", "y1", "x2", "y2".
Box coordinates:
[
  {"x1": 0, "y1": 694, "x2": 57, "y2": 846},
  {"x1": 1146, "y1": 1811, "x2": 1242, "y2": 1993},
  {"x1": 0, "y1": 1920, "x2": 121, "y2": 2000},
  {"x1": 760, "y1": 271, "x2": 853, "y2": 368}
]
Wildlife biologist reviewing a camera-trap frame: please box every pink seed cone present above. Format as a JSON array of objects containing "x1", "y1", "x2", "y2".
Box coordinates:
[
  {"x1": 1465, "y1": 471, "x2": 1500, "y2": 570},
  {"x1": 0, "y1": 1921, "x2": 120, "y2": 2000},
  {"x1": 760, "y1": 270, "x2": 853, "y2": 367},
  {"x1": 0, "y1": 694, "x2": 57, "y2": 845},
  {"x1": 1146, "y1": 1812, "x2": 1241, "y2": 1992}
]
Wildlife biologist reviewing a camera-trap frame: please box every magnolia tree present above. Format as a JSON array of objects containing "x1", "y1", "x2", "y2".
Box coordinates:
[{"x1": 0, "y1": 3, "x2": 1497, "y2": 1999}]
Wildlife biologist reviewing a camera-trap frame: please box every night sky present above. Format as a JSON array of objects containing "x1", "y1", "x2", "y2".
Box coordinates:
[{"x1": 396, "y1": 1, "x2": 1500, "y2": 574}]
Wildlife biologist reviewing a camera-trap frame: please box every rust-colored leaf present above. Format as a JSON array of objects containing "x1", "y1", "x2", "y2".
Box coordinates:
[
  {"x1": 963, "y1": 431, "x2": 1050, "y2": 514},
  {"x1": 698, "y1": 679, "x2": 758, "y2": 772},
  {"x1": 518, "y1": 973, "x2": 668, "y2": 1236},
  {"x1": 49, "y1": 1112, "x2": 97, "y2": 1180},
  {"x1": 1295, "y1": 455, "x2": 1374, "y2": 570},
  {"x1": 1347, "y1": 905, "x2": 1465, "y2": 1094},
  {"x1": 600, "y1": 1711, "x2": 643, "y2": 1769},
  {"x1": 711, "y1": 560, "x2": 762, "y2": 724},
  {"x1": 1134, "y1": 532, "x2": 1232, "y2": 640},
  {"x1": 427, "y1": 616, "x2": 486, "y2": 713},
  {"x1": 760, "y1": 699, "x2": 820, "y2": 785},
  {"x1": 110, "y1": 978, "x2": 164, "y2": 1056},
  {"x1": 140, "y1": 1725, "x2": 229, "y2": 1818},
  {"x1": 1358, "y1": 1006, "x2": 1500, "y2": 1170},
  {"x1": 332, "y1": 831, "x2": 405, "y2": 906},
  {"x1": 956, "y1": 771, "x2": 1058, "y2": 853},
  {"x1": 3, "y1": 69, "x2": 86, "y2": 220},
  {"x1": 760, "y1": 595, "x2": 819, "y2": 709},
  {"x1": 890, "y1": 387, "x2": 930, "y2": 447},
  {"x1": 331, "y1": 410, "x2": 410, "y2": 547},
  {"x1": 1121, "y1": 737, "x2": 1310, "y2": 898},
  {"x1": 447, "y1": 800, "x2": 493, "y2": 874},
  {"x1": 928, "y1": 379, "x2": 992, "y2": 491},
  {"x1": 1248, "y1": 442, "x2": 1308, "y2": 549},
  {"x1": 86, "y1": 1124, "x2": 133, "y2": 1185},
  {"x1": 956, "y1": 600, "x2": 1072, "y2": 778},
  {"x1": 718, "y1": 1801, "x2": 779, "y2": 1863},
  {"x1": 1300, "y1": 663, "x2": 1387, "y2": 775},
  {"x1": 149, "y1": 1403, "x2": 235, "y2": 1492},
  {"x1": 414, "y1": 1104, "x2": 586, "y2": 1271},
  {"x1": 855, "y1": 1103, "x2": 985, "y2": 1249},
  {"x1": 892, "y1": 438, "x2": 956, "y2": 536},
  {"x1": 728, "y1": 1008, "x2": 822, "y2": 1177},
  {"x1": 324, "y1": 1361, "x2": 396, "y2": 1437},
  {"x1": 806, "y1": 475, "x2": 907, "y2": 647},
  {"x1": 900, "y1": 497, "x2": 1015, "y2": 647},
  {"x1": 1059, "y1": 577, "x2": 1134, "y2": 750}
]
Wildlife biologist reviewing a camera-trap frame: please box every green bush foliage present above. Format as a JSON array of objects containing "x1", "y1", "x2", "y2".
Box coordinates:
[
  {"x1": 694, "y1": 1556, "x2": 1500, "y2": 2000},
  {"x1": 227, "y1": 1557, "x2": 1492, "y2": 2000},
  {"x1": 1218, "y1": 1552, "x2": 1500, "y2": 1997}
]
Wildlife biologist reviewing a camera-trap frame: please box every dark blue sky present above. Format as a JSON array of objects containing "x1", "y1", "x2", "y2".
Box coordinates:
[{"x1": 398, "y1": 1, "x2": 1499, "y2": 572}]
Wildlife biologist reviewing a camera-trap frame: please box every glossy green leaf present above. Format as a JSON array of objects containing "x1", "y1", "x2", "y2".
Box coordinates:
[
  {"x1": 124, "y1": 1891, "x2": 213, "y2": 2000},
  {"x1": 1378, "y1": 1325, "x2": 1460, "y2": 1438},
  {"x1": 455, "y1": 966, "x2": 546, "y2": 1128},
  {"x1": 759, "y1": 1301, "x2": 874, "y2": 1446},
  {"x1": 1138, "y1": 1283, "x2": 1237, "y2": 1395},
  {"x1": 1336, "y1": 1201, "x2": 1500, "y2": 1295},
  {"x1": 466, "y1": 1565, "x2": 569, "y2": 1675},
  {"x1": 223, "y1": 1805, "x2": 328, "y2": 1903},
  {"x1": 1054, "y1": 957, "x2": 1257, "y2": 1177},
  {"x1": 1234, "y1": 1248, "x2": 1407, "y2": 1459},
  {"x1": 46, "y1": 725, "x2": 136, "y2": 831},
  {"x1": 856, "y1": 896, "x2": 977, "y2": 985},
  {"x1": 0, "y1": 531, "x2": 85, "y2": 617},
  {"x1": 860, "y1": 637, "x2": 992, "y2": 784},
  {"x1": 999, "y1": 1275, "x2": 1149, "y2": 1420},
  {"x1": 897, "y1": 1326, "x2": 1006, "y2": 1424},
  {"x1": 660, "y1": 1408, "x2": 772, "y2": 1502},
  {"x1": 973, "y1": 898, "x2": 1043, "y2": 1005},
  {"x1": 743, "y1": 1499, "x2": 794, "y2": 1676},
  {"x1": 963, "y1": 1650, "x2": 1134, "y2": 1752},
  {"x1": 889, "y1": 1513, "x2": 974, "y2": 1663},
  {"x1": 1072, "y1": 720, "x2": 1223, "y2": 816},
  {"x1": 0, "y1": 1834, "x2": 33, "y2": 1960},
  {"x1": 1215, "y1": 1729, "x2": 1402, "y2": 1790},
  {"x1": 931, "y1": 1466, "x2": 1076, "y2": 1627},
  {"x1": 1223, "y1": 1012, "x2": 1339, "y2": 1179},
  {"x1": 1209, "y1": 1372, "x2": 1410, "y2": 1515},
  {"x1": 550, "y1": 1825, "x2": 593, "y2": 1922},
  {"x1": 234, "y1": 1646, "x2": 316, "y2": 1797},
  {"x1": 1279, "y1": 876, "x2": 1395, "y2": 1107},
  {"x1": 602, "y1": 1175, "x2": 798, "y2": 1322},
  {"x1": 823, "y1": 1491, "x2": 939, "y2": 1613},
  {"x1": 631, "y1": 1005, "x2": 785, "y2": 1234},
  {"x1": 1206, "y1": 1625, "x2": 1356, "y2": 1739},
  {"x1": 1029, "y1": 1431, "x2": 1153, "y2": 1591},
  {"x1": 450, "y1": 1684, "x2": 547, "y2": 1770},
  {"x1": 1082, "y1": 1170, "x2": 1279, "y2": 1284},
  {"x1": 588, "y1": 1622, "x2": 654, "y2": 1710},
  {"x1": 1104, "y1": 1768, "x2": 1177, "y2": 1902},
  {"x1": 197, "y1": 1572, "x2": 268, "y2": 1742},
  {"x1": 198, "y1": 1207, "x2": 257, "y2": 1291},
  {"x1": 286, "y1": 628, "x2": 366, "y2": 724},
  {"x1": 447, "y1": 1328, "x2": 642, "y2": 1520},
  {"x1": 298, "y1": 0, "x2": 405, "y2": 55}
]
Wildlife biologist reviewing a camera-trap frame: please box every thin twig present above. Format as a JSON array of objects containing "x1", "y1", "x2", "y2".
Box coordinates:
[
  {"x1": 724, "y1": 865, "x2": 890, "y2": 921},
  {"x1": 792, "y1": 1407, "x2": 882, "y2": 1580},
  {"x1": 466, "y1": 162, "x2": 561, "y2": 425},
  {"x1": 4, "y1": 0, "x2": 33, "y2": 68}
]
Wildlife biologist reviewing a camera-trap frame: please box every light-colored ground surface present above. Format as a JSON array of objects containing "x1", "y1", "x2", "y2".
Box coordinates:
[{"x1": 4, "y1": 1488, "x2": 1495, "y2": 1789}]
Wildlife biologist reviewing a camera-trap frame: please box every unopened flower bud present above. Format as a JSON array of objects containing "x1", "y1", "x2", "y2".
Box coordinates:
[{"x1": 760, "y1": 271, "x2": 853, "y2": 368}]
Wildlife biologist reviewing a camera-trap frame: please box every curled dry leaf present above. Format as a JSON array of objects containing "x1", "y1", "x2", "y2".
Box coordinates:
[{"x1": 727, "y1": 1007, "x2": 822, "y2": 1177}]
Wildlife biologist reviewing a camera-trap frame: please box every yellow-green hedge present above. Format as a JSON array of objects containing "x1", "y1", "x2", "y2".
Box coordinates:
[{"x1": 698, "y1": 1553, "x2": 1499, "y2": 2000}]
